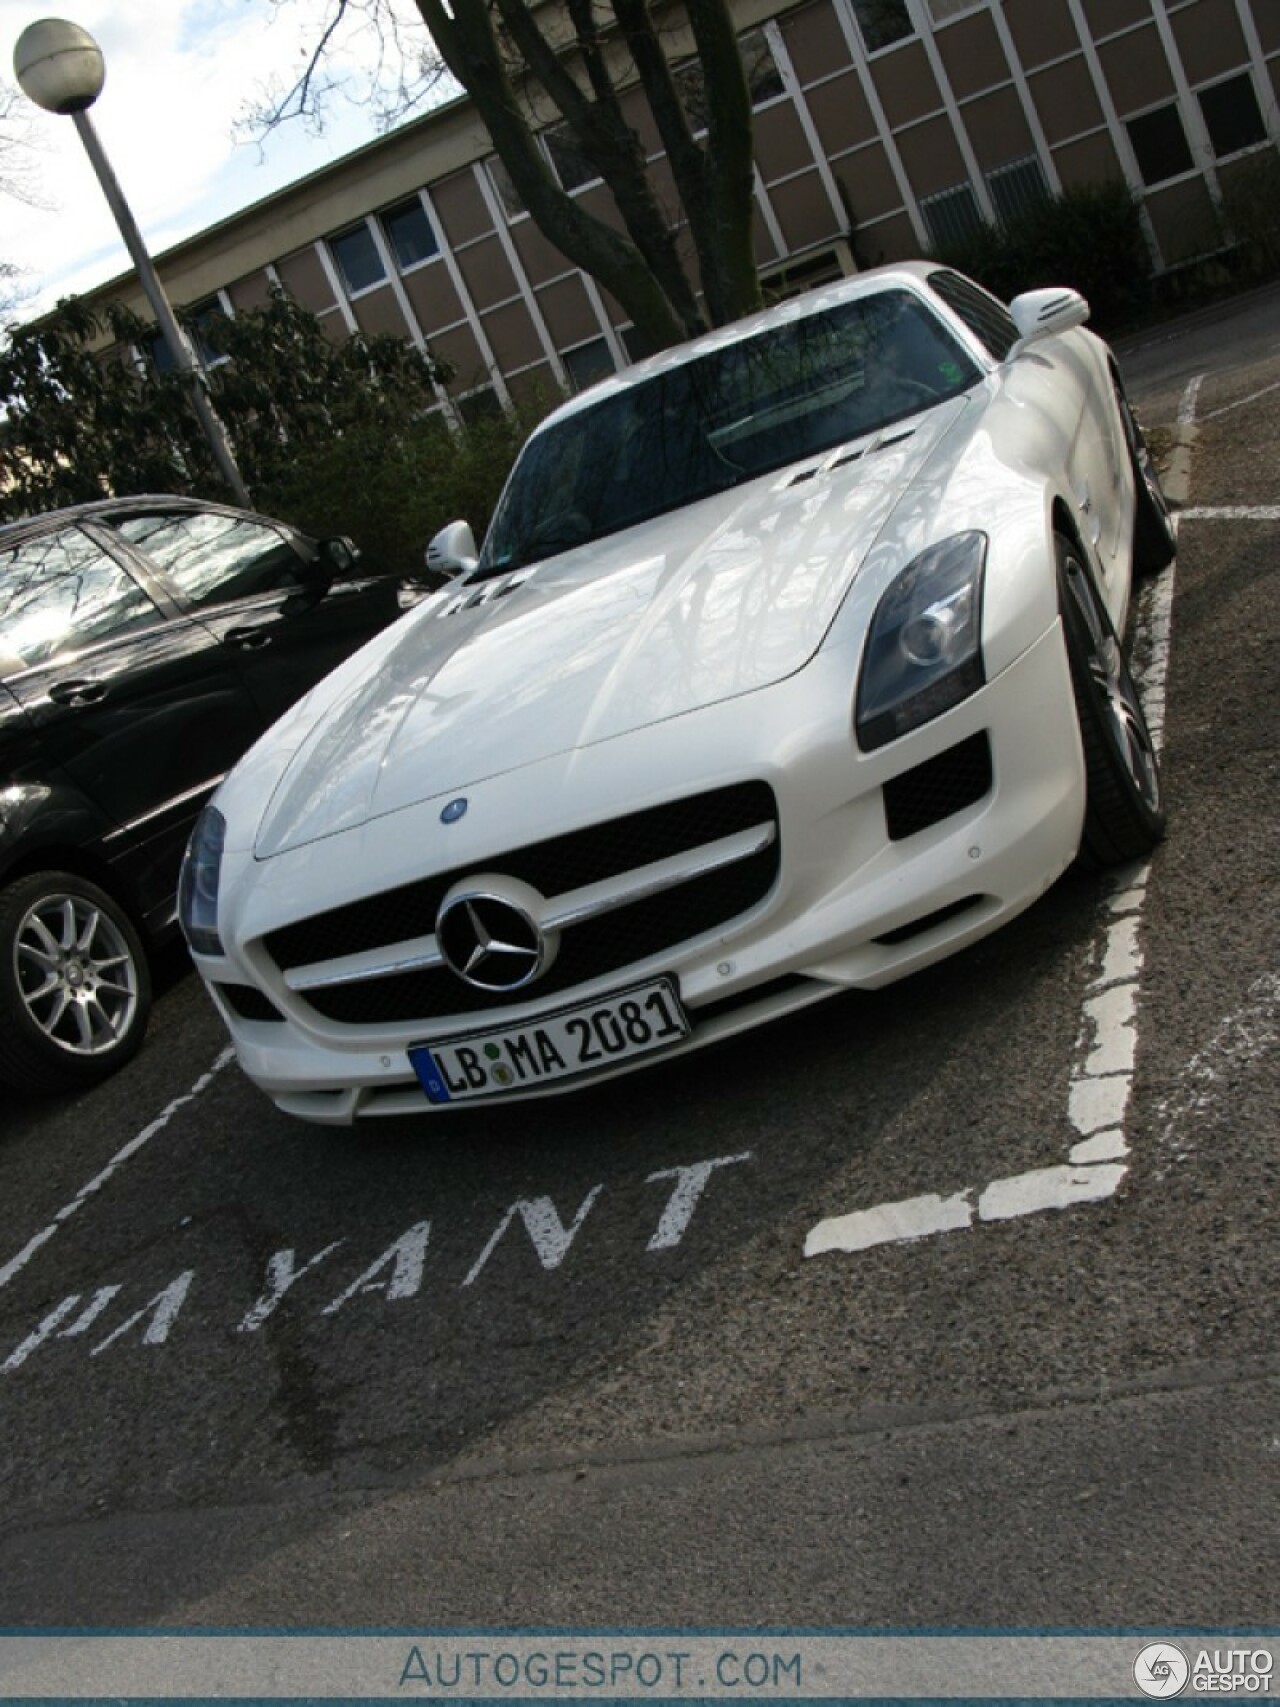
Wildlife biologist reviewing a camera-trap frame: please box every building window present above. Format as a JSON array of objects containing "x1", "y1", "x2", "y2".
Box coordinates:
[
  {"x1": 487, "y1": 156, "x2": 526, "y2": 220},
  {"x1": 851, "y1": 0, "x2": 914, "y2": 54},
  {"x1": 920, "y1": 183, "x2": 984, "y2": 249},
  {"x1": 329, "y1": 223, "x2": 387, "y2": 294},
  {"x1": 148, "y1": 297, "x2": 228, "y2": 372},
  {"x1": 381, "y1": 197, "x2": 439, "y2": 270},
  {"x1": 987, "y1": 156, "x2": 1049, "y2": 225},
  {"x1": 928, "y1": 0, "x2": 982, "y2": 18},
  {"x1": 563, "y1": 337, "x2": 616, "y2": 392},
  {"x1": 458, "y1": 388, "x2": 503, "y2": 427},
  {"x1": 675, "y1": 29, "x2": 784, "y2": 133},
  {"x1": 1125, "y1": 104, "x2": 1195, "y2": 186},
  {"x1": 1197, "y1": 74, "x2": 1267, "y2": 159},
  {"x1": 619, "y1": 325, "x2": 657, "y2": 364},
  {"x1": 545, "y1": 124, "x2": 599, "y2": 194}
]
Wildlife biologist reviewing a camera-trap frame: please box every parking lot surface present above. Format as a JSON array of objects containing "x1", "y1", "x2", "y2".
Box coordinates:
[{"x1": 0, "y1": 286, "x2": 1276, "y2": 1630}]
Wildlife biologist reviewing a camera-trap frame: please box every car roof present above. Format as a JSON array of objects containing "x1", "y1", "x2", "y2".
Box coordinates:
[
  {"x1": 0, "y1": 493, "x2": 269, "y2": 549},
  {"x1": 535, "y1": 261, "x2": 950, "y2": 435}
]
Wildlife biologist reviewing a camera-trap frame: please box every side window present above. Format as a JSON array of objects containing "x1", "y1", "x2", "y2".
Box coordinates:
[
  {"x1": 0, "y1": 528, "x2": 163, "y2": 675},
  {"x1": 114, "y1": 512, "x2": 308, "y2": 609},
  {"x1": 675, "y1": 28, "x2": 784, "y2": 132},
  {"x1": 928, "y1": 269, "x2": 1019, "y2": 362}
]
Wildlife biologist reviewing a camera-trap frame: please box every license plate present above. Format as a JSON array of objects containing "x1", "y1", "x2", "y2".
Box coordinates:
[{"x1": 409, "y1": 977, "x2": 690, "y2": 1105}]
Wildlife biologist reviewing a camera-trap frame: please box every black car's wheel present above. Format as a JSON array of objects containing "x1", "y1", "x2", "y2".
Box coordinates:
[
  {"x1": 0, "y1": 873, "x2": 152, "y2": 1094},
  {"x1": 1058, "y1": 537, "x2": 1166, "y2": 871},
  {"x1": 1118, "y1": 388, "x2": 1176, "y2": 573}
]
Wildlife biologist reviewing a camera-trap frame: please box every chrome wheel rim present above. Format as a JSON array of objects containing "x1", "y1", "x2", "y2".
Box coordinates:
[
  {"x1": 1066, "y1": 561, "x2": 1161, "y2": 813},
  {"x1": 13, "y1": 892, "x2": 140, "y2": 1057}
]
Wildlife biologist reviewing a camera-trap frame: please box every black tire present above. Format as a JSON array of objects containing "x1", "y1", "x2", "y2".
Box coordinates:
[
  {"x1": 1118, "y1": 388, "x2": 1176, "y2": 574},
  {"x1": 1058, "y1": 537, "x2": 1166, "y2": 871},
  {"x1": 0, "y1": 872, "x2": 152, "y2": 1095}
]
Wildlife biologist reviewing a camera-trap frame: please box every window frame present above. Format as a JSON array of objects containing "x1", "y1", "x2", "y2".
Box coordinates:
[
  {"x1": 1124, "y1": 100, "x2": 1197, "y2": 188},
  {"x1": 380, "y1": 195, "x2": 442, "y2": 273},
  {"x1": 849, "y1": 0, "x2": 915, "y2": 56},
  {"x1": 1195, "y1": 71, "x2": 1268, "y2": 163},
  {"x1": 328, "y1": 221, "x2": 389, "y2": 297}
]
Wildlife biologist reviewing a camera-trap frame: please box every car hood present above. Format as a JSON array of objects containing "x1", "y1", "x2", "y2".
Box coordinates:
[{"x1": 253, "y1": 401, "x2": 968, "y2": 856}]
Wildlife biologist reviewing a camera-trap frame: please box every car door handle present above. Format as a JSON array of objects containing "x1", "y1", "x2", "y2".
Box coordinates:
[
  {"x1": 48, "y1": 678, "x2": 109, "y2": 706},
  {"x1": 225, "y1": 627, "x2": 274, "y2": 651}
]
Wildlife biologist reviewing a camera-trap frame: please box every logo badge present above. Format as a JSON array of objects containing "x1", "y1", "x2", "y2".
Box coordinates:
[
  {"x1": 436, "y1": 889, "x2": 547, "y2": 992},
  {"x1": 1134, "y1": 1645, "x2": 1190, "y2": 1698},
  {"x1": 440, "y1": 798, "x2": 468, "y2": 825}
]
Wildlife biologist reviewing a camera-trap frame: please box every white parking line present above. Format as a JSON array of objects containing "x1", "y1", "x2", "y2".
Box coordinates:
[
  {"x1": 1203, "y1": 379, "x2": 1280, "y2": 420},
  {"x1": 0, "y1": 1048, "x2": 234, "y2": 1294},
  {"x1": 1177, "y1": 375, "x2": 1204, "y2": 425},
  {"x1": 1178, "y1": 506, "x2": 1280, "y2": 521},
  {"x1": 806, "y1": 376, "x2": 1203, "y2": 1260}
]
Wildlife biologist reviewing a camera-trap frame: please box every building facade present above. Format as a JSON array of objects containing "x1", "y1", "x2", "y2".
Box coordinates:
[{"x1": 89, "y1": 0, "x2": 1279, "y2": 421}]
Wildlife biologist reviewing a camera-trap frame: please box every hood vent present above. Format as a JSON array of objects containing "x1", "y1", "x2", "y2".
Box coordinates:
[
  {"x1": 439, "y1": 570, "x2": 531, "y2": 619},
  {"x1": 786, "y1": 425, "x2": 917, "y2": 490}
]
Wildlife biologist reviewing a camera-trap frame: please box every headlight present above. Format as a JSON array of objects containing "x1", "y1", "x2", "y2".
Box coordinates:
[
  {"x1": 179, "y1": 805, "x2": 226, "y2": 956},
  {"x1": 855, "y1": 531, "x2": 987, "y2": 751}
]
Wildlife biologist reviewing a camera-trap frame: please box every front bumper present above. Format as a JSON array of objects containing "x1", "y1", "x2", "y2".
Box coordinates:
[{"x1": 194, "y1": 622, "x2": 1084, "y2": 1123}]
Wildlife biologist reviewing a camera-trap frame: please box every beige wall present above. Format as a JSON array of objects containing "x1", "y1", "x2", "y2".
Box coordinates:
[{"x1": 81, "y1": 0, "x2": 1279, "y2": 405}]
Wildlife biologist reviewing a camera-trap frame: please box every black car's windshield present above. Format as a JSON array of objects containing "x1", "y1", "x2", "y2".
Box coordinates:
[{"x1": 481, "y1": 288, "x2": 980, "y2": 574}]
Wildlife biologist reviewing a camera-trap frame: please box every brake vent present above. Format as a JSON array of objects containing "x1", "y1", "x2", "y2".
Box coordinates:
[
  {"x1": 216, "y1": 982, "x2": 285, "y2": 1023},
  {"x1": 882, "y1": 731, "x2": 992, "y2": 841},
  {"x1": 874, "y1": 894, "x2": 985, "y2": 946}
]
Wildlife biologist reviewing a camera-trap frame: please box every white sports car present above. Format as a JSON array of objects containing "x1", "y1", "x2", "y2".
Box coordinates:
[{"x1": 180, "y1": 263, "x2": 1174, "y2": 1123}]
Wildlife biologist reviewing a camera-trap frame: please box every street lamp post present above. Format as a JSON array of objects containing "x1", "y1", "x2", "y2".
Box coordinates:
[{"x1": 13, "y1": 17, "x2": 253, "y2": 509}]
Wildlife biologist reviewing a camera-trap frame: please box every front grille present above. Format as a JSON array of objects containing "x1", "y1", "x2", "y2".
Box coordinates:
[
  {"x1": 264, "y1": 782, "x2": 779, "y2": 1026},
  {"x1": 882, "y1": 732, "x2": 992, "y2": 841}
]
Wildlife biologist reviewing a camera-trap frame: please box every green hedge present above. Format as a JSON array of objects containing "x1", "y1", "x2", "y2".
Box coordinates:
[{"x1": 925, "y1": 179, "x2": 1152, "y2": 332}]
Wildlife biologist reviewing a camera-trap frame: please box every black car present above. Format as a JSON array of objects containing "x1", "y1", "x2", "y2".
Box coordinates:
[{"x1": 0, "y1": 495, "x2": 424, "y2": 1094}]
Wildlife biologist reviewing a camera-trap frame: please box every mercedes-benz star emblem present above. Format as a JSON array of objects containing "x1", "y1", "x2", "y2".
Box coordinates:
[{"x1": 436, "y1": 891, "x2": 546, "y2": 992}]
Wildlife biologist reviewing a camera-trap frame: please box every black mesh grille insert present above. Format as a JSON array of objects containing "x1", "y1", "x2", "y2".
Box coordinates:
[
  {"x1": 882, "y1": 732, "x2": 992, "y2": 841},
  {"x1": 264, "y1": 782, "x2": 779, "y2": 1026},
  {"x1": 216, "y1": 982, "x2": 285, "y2": 1023}
]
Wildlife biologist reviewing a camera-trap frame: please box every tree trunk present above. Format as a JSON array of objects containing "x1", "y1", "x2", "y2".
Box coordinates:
[{"x1": 416, "y1": 0, "x2": 693, "y2": 352}]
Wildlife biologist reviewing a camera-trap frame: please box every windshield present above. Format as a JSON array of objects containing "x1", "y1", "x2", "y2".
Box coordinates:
[{"x1": 481, "y1": 288, "x2": 980, "y2": 574}]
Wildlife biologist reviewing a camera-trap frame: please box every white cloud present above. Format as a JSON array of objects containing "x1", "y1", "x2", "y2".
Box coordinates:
[{"x1": 2, "y1": 0, "x2": 435, "y2": 319}]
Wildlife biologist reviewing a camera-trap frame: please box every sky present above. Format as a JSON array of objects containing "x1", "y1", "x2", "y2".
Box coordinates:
[{"x1": 1, "y1": 0, "x2": 439, "y2": 322}]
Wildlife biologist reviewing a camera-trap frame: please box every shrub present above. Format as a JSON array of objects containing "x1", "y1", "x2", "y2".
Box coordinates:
[
  {"x1": 927, "y1": 179, "x2": 1152, "y2": 331},
  {"x1": 0, "y1": 288, "x2": 551, "y2": 566},
  {"x1": 256, "y1": 402, "x2": 545, "y2": 579},
  {"x1": 1219, "y1": 148, "x2": 1280, "y2": 283}
]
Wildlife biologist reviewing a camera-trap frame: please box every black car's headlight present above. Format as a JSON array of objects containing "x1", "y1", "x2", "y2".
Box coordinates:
[
  {"x1": 179, "y1": 805, "x2": 226, "y2": 957},
  {"x1": 856, "y1": 531, "x2": 987, "y2": 751}
]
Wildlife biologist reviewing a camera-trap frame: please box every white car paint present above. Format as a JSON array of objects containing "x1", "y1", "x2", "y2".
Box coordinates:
[{"x1": 184, "y1": 263, "x2": 1165, "y2": 1122}]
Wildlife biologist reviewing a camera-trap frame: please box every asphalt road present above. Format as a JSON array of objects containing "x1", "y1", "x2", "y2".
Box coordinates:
[{"x1": 0, "y1": 286, "x2": 1276, "y2": 1634}]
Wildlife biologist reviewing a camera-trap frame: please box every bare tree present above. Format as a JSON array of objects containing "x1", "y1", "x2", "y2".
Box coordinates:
[
  {"x1": 0, "y1": 80, "x2": 47, "y2": 323},
  {"x1": 252, "y1": 0, "x2": 762, "y2": 351}
]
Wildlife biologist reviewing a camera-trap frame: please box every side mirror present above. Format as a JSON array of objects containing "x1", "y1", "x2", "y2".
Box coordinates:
[
  {"x1": 426, "y1": 520, "x2": 478, "y2": 579},
  {"x1": 318, "y1": 535, "x2": 360, "y2": 574},
  {"x1": 1008, "y1": 288, "x2": 1090, "y2": 355}
]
